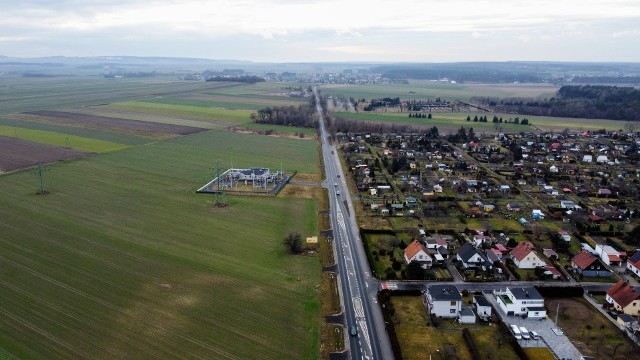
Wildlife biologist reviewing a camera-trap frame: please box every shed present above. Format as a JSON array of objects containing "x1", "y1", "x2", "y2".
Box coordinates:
[
  {"x1": 473, "y1": 295, "x2": 493, "y2": 321},
  {"x1": 458, "y1": 307, "x2": 476, "y2": 324}
]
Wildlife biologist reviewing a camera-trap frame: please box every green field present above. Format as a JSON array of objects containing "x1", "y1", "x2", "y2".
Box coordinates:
[
  {"x1": 0, "y1": 125, "x2": 129, "y2": 153},
  {"x1": 0, "y1": 117, "x2": 151, "y2": 146},
  {"x1": 0, "y1": 130, "x2": 320, "y2": 359},
  {"x1": 331, "y1": 111, "x2": 629, "y2": 132}
]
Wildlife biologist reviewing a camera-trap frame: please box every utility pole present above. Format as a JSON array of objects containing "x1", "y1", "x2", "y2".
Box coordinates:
[{"x1": 555, "y1": 303, "x2": 560, "y2": 325}]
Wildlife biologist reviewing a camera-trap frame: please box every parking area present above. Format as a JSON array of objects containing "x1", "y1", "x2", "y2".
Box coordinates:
[{"x1": 484, "y1": 292, "x2": 583, "y2": 360}]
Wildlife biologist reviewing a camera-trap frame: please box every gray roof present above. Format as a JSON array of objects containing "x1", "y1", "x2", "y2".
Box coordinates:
[
  {"x1": 457, "y1": 243, "x2": 481, "y2": 262},
  {"x1": 459, "y1": 307, "x2": 475, "y2": 317},
  {"x1": 473, "y1": 295, "x2": 491, "y2": 307},
  {"x1": 427, "y1": 284, "x2": 462, "y2": 301},
  {"x1": 510, "y1": 287, "x2": 544, "y2": 300}
]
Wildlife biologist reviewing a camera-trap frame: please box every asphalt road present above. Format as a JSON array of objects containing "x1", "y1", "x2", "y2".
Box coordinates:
[{"x1": 315, "y1": 89, "x2": 394, "y2": 360}]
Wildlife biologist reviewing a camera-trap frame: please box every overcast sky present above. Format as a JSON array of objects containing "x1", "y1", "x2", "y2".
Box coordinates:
[{"x1": 1, "y1": 0, "x2": 640, "y2": 62}]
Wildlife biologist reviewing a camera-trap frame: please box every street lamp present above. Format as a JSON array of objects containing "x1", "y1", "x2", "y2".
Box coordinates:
[{"x1": 429, "y1": 349, "x2": 439, "y2": 360}]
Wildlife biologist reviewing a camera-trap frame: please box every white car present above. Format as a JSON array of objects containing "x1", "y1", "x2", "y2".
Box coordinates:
[
  {"x1": 519, "y1": 327, "x2": 530, "y2": 340},
  {"x1": 530, "y1": 330, "x2": 539, "y2": 340}
]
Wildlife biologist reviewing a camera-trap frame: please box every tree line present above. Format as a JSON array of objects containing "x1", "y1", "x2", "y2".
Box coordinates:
[
  {"x1": 251, "y1": 104, "x2": 318, "y2": 128},
  {"x1": 471, "y1": 85, "x2": 640, "y2": 121},
  {"x1": 206, "y1": 75, "x2": 265, "y2": 83}
]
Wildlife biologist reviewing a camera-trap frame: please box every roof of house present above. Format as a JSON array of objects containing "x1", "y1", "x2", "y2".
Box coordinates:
[
  {"x1": 607, "y1": 280, "x2": 640, "y2": 308},
  {"x1": 571, "y1": 250, "x2": 598, "y2": 270},
  {"x1": 629, "y1": 251, "x2": 640, "y2": 268},
  {"x1": 509, "y1": 286, "x2": 544, "y2": 300},
  {"x1": 459, "y1": 307, "x2": 475, "y2": 317},
  {"x1": 510, "y1": 287, "x2": 544, "y2": 300},
  {"x1": 473, "y1": 295, "x2": 491, "y2": 307},
  {"x1": 427, "y1": 284, "x2": 462, "y2": 301},
  {"x1": 404, "y1": 240, "x2": 429, "y2": 261},
  {"x1": 617, "y1": 314, "x2": 636, "y2": 323},
  {"x1": 544, "y1": 265, "x2": 562, "y2": 277},
  {"x1": 511, "y1": 241, "x2": 537, "y2": 262},
  {"x1": 457, "y1": 243, "x2": 482, "y2": 262},
  {"x1": 543, "y1": 248, "x2": 558, "y2": 257},
  {"x1": 495, "y1": 244, "x2": 508, "y2": 252}
]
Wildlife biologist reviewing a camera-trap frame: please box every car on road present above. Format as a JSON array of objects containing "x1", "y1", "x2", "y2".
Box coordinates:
[
  {"x1": 350, "y1": 325, "x2": 357, "y2": 337},
  {"x1": 519, "y1": 327, "x2": 530, "y2": 340},
  {"x1": 337, "y1": 174, "x2": 340, "y2": 178},
  {"x1": 334, "y1": 182, "x2": 338, "y2": 187},
  {"x1": 336, "y1": 191, "x2": 340, "y2": 195}
]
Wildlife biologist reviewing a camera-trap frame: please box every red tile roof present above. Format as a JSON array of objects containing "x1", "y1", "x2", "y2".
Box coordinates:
[
  {"x1": 571, "y1": 250, "x2": 597, "y2": 270},
  {"x1": 544, "y1": 265, "x2": 561, "y2": 277},
  {"x1": 511, "y1": 241, "x2": 536, "y2": 262},
  {"x1": 607, "y1": 281, "x2": 640, "y2": 308},
  {"x1": 404, "y1": 240, "x2": 429, "y2": 261}
]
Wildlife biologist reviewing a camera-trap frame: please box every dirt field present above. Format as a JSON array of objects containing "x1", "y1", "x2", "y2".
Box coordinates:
[
  {"x1": 24, "y1": 110, "x2": 208, "y2": 136},
  {"x1": 0, "y1": 136, "x2": 90, "y2": 172},
  {"x1": 546, "y1": 297, "x2": 639, "y2": 359}
]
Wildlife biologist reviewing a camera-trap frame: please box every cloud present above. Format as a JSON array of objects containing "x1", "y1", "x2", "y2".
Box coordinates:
[{"x1": 612, "y1": 30, "x2": 640, "y2": 38}]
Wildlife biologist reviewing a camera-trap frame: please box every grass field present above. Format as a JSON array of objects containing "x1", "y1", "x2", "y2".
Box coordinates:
[
  {"x1": 0, "y1": 125, "x2": 129, "y2": 153},
  {"x1": 331, "y1": 110, "x2": 629, "y2": 132},
  {"x1": 0, "y1": 129, "x2": 321, "y2": 359},
  {"x1": 0, "y1": 117, "x2": 151, "y2": 146}
]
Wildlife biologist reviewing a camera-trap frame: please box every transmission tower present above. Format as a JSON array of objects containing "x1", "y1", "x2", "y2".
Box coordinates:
[
  {"x1": 34, "y1": 164, "x2": 48, "y2": 195},
  {"x1": 214, "y1": 160, "x2": 226, "y2": 206}
]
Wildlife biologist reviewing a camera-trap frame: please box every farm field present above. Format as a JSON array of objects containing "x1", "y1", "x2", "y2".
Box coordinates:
[
  {"x1": 0, "y1": 129, "x2": 321, "y2": 359},
  {"x1": 238, "y1": 123, "x2": 317, "y2": 137},
  {"x1": 0, "y1": 125, "x2": 129, "y2": 153},
  {"x1": 320, "y1": 82, "x2": 558, "y2": 102},
  {"x1": 0, "y1": 136, "x2": 91, "y2": 173},
  {"x1": 331, "y1": 110, "x2": 628, "y2": 132}
]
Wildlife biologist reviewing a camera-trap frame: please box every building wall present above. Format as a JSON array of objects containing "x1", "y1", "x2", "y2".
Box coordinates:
[{"x1": 428, "y1": 298, "x2": 461, "y2": 318}]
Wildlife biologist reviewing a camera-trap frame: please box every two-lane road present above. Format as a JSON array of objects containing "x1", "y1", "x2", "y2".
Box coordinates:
[{"x1": 315, "y1": 89, "x2": 393, "y2": 360}]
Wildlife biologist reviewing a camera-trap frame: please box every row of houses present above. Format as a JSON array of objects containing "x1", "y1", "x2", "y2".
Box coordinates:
[{"x1": 424, "y1": 284, "x2": 546, "y2": 321}]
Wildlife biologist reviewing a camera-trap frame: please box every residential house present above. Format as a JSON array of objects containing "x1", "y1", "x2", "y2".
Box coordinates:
[
  {"x1": 403, "y1": 240, "x2": 433, "y2": 269},
  {"x1": 583, "y1": 154, "x2": 593, "y2": 163},
  {"x1": 571, "y1": 250, "x2": 612, "y2": 277},
  {"x1": 457, "y1": 243, "x2": 491, "y2": 269},
  {"x1": 487, "y1": 248, "x2": 503, "y2": 264},
  {"x1": 595, "y1": 244, "x2": 624, "y2": 266},
  {"x1": 510, "y1": 241, "x2": 545, "y2": 269},
  {"x1": 627, "y1": 252, "x2": 640, "y2": 277},
  {"x1": 405, "y1": 196, "x2": 418, "y2": 208},
  {"x1": 606, "y1": 280, "x2": 640, "y2": 316},
  {"x1": 472, "y1": 234, "x2": 492, "y2": 247},
  {"x1": 617, "y1": 314, "x2": 638, "y2": 328},
  {"x1": 495, "y1": 286, "x2": 547, "y2": 318},
  {"x1": 473, "y1": 295, "x2": 493, "y2": 321},
  {"x1": 425, "y1": 284, "x2": 462, "y2": 318}
]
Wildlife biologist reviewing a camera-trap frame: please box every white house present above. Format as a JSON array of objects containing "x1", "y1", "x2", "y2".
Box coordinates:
[
  {"x1": 583, "y1": 154, "x2": 593, "y2": 163},
  {"x1": 403, "y1": 240, "x2": 432, "y2": 269},
  {"x1": 627, "y1": 252, "x2": 640, "y2": 277},
  {"x1": 425, "y1": 284, "x2": 462, "y2": 318},
  {"x1": 473, "y1": 295, "x2": 493, "y2": 321},
  {"x1": 597, "y1": 155, "x2": 609, "y2": 163},
  {"x1": 457, "y1": 243, "x2": 491, "y2": 269},
  {"x1": 510, "y1": 241, "x2": 545, "y2": 269},
  {"x1": 595, "y1": 244, "x2": 623, "y2": 266},
  {"x1": 495, "y1": 287, "x2": 546, "y2": 318},
  {"x1": 557, "y1": 231, "x2": 571, "y2": 242}
]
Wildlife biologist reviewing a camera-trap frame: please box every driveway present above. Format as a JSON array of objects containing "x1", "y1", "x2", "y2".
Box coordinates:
[{"x1": 484, "y1": 292, "x2": 583, "y2": 360}]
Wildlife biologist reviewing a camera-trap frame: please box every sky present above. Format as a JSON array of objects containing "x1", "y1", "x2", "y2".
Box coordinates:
[{"x1": 1, "y1": 0, "x2": 640, "y2": 62}]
